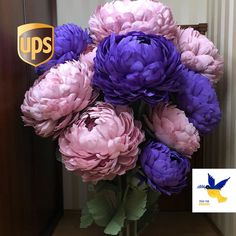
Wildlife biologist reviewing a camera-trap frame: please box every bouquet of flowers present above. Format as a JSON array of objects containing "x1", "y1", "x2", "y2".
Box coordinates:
[{"x1": 21, "y1": 0, "x2": 223, "y2": 235}]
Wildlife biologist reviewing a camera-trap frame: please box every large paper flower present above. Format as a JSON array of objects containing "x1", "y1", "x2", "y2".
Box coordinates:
[
  {"x1": 176, "y1": 27, "x2": 223, "y2": 83},
  {"x1": 176, "y1": 69, "x2": 221, "y2": 134},
  {"x1": 145, "y1": 104, "x2": 200, "y2": 156},
  {"x1": 36, "y1": 23, "x2": 92, "y2": 75},
  {"x1": 59, "y1": 102, "x2": 145, "y2": 182},
  {"x1": 140, "y1": 141, "x2": 190, "y2": 195},
  {"x1": 89, "y1": 0, "x2": 177, "y2": 43},
  {"x1": 21, "y1": 53, "x2": 97, "y2": 137},
  {"x1": 93, "y1": 31, "x2": 183, "y2": 105}
]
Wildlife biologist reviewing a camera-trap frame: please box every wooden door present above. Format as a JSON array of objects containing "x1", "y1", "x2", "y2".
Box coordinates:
[{"x1": 0, "y1": 1, "x2": 63, "y2": 235}]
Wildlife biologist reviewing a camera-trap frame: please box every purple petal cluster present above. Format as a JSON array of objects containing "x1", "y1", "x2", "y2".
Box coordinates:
[
  {"x1": 140, "y1": 141, "x2": 190, "y2": 195},
  {"x1": 20, "y1": 0, "x2": 224, "y2": 196},
  {"x1": 176, "y1": 69, "x2": 221, "y2": 134},
  {"x1": 36, "y1": 23, "x2": 92, "y2": 75},
  {"x1": 93, "y1": 31, "x2": 184, "y2": 105}
]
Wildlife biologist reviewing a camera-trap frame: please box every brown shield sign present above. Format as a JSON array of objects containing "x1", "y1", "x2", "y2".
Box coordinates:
[{"x1": 17, "y1": 23, "x2": 54, "y2": 67}]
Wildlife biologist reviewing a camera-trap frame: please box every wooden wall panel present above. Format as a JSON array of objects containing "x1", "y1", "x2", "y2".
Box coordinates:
[
  {"x1": 24, "y1": 1, "x2": 63, "y2": 235},
  {"x1": 0, "y1": 0, "x2": 63, "y2": 235},
  {"x1": 0, "y1": 0, "x2": 33, "y2": 235}
]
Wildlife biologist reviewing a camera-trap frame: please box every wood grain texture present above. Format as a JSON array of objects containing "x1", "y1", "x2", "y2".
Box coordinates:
[
  {"x1": 0, "y1": 0, "x2": 62, "y2": 235},
  {"x1": 0, "y1": 1, "x2": 32, "y2": 235},
  {"x1": 180, "y1": 23, "x2": 208, "y2": 35},
  {"x1": 24, "y1": 0, "x2": 63, "y2": 234}
]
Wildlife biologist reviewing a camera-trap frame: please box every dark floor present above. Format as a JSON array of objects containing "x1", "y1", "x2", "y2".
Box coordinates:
[{"x1": 53, "y1": 211, "x2": 222, "y2": 236}]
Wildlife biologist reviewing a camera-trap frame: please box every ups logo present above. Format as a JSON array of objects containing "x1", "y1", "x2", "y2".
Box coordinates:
[{"x1": 17, "y1": 23, "x2": 54, "y2": 67}]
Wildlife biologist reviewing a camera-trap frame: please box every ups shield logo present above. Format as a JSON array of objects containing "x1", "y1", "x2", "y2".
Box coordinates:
[{"x1": 17, "y1": 23, "x2": 54, "y2": 67}]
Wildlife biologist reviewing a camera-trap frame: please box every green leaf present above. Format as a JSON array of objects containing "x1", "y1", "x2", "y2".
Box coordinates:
[
  {"x1": 87, "y1": 194, "x2": 115, "y2": 227},
  {"x1": 88, "y1": 184, "x2": 95, "y2": 192},
  {"x1": 104, "y1": 206, "x2": 126, "y2": 235},
  {"x1": 125, "y1": 189, "x2": 147, "y2": 221},
  {"x1": 80, "y1": 205, "x2": 93, "y2": 228},
  {"x1": 137, "y1": 189, "x2": 161, "y2": 233},
  {"x1": 95, "y1": 181, "x2": 119, "y2": 194},
  {"x1": 146, "y1": 189, "x2": 161, "y2": 208},
  {"x1": 137, "y1": 205, "x2": 157, "y2": 233}
]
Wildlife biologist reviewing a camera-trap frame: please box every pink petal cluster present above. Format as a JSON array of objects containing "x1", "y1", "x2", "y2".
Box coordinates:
[
  {"x1": 89, "y1": 0, "x2": 178, "y2": 43},
  {"x1": 146, "y1": 104, "x2": 200, "y2": 157},
  {"x1": 59, "y1": 102, "x2": 145, "y2": 182},
  {"x1": 21, "y1": 54, "x2": 97, "y2": 138},
  {"x1": 176, "y1": 27, "x2": 224, "y2": 83},
  {"x1": 80, "y1": 47, "x2": 97, "y2": 66}
]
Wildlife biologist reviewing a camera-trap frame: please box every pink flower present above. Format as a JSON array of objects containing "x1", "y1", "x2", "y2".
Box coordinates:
[
  {"x1": 176, "y1": 27, "x2": 224, "y2": 83},
  {"x1": 21, "y1": 53, "x2": 97, "y2": 138},
  {"x1": 89, "y1": 0, "x2": 177, "y2": 43},
  {"x1": 59, "y1": 102, "x2": 145, "y2": 182},
  {"x1": 80, "y1": 47, "x2": 97, "y2": 67},
  {"x1": 145, "y1": 104, "x2": 200, "y2": 157}
]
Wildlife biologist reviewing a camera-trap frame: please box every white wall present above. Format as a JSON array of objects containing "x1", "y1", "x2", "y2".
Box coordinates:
[
  {"x1": 205, "y1": 0, "x2": 236, "y2": 235},
  {"x1": 56, "y1": 0, "x2": 207, "y2": 210},
  {"x1": 162, "y1": 0, "x2": 207, "y2": 24},
  {"x1": 57, "y1": 0, "x2": 207, "y2": 27},
  {"x1": 57, "y1": 0, "x2": 110, "y2": 28}
]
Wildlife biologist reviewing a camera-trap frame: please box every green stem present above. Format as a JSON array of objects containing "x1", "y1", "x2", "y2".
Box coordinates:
[
  {"x1": 137, "y1": 100, "x2": 147, "y2": 121},
  {"x1": 122, "y1": 184, "x2": 130, "y2": 205},
  {"x1": 118, "y1": 176, "x2": 123, "y2": 202}
]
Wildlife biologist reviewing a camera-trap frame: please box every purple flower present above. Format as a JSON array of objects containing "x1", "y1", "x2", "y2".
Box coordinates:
[
  {"x1": 36, "y1": 23, "x2": 92, "y2": 75},
  {"x1": 140, "y1": 141, "x2": 190, "y2": 196},
  {"x1": 93, "y1": 31, "x2": 184, "y2": 105},
  {"x1": 176, "y1": 69, "x2": 221, "y2": 134}
]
